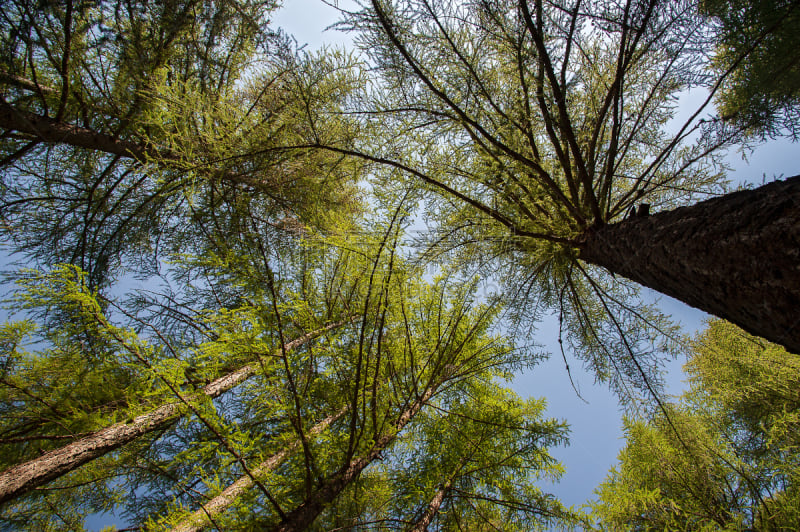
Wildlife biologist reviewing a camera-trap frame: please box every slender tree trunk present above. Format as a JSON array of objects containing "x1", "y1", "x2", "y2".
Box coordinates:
[
  {"x1": 0, "y1": 321, "x2": 348, "y2": 505},
  {"x1": 0, "y1": 100, "x2": 157, "y2": 160},
  {"x1": 269, "y1": 387, "x2": 436, "y2": 532},
  {"x1": 170, "y1": 407, "x2": 348, "y2": 532},
  {"x1": 409, "y1": 480, "x2": 452, "y2": 532},
  {"x1": 0, "y1": 71, "x2": 56, "y2": 94},
  {"x1": 0, "y1": 100, "x2": 279, "y2": 190},
  {"x1": 409, "y1": 453, "x2": 468, "y2": 532},
  {"x1": 579, "y1": 175, "x2": 800, "y2": 353}
]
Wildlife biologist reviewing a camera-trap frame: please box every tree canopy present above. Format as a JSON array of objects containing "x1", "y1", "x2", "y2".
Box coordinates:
[
  {"x1": 0, "y1": 0, "x2": 798, "y2": 529},
  {"x1": 333, "y1": 0, "x2": 800, "y2": 354},
  {"x1": 0, "y1": 0, "x2": 364, "y2": 287},
  {"x1": 702, "y1": 0, "x2": 800, "y2": 138}
]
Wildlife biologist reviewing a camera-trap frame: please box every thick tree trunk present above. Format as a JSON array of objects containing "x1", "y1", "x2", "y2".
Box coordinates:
[
  {"x1": 0, "y1": 321, "x2": 348, "y2": 505},
  {"x1": 170, "y1": 407, "x2": 348, "y2": 532},
  {"x1": 269, "y1": 387, "x2": 436, "y2": 532},
  {"x1": 579, "y1": 175, "x2": 800, "y2": 353}
]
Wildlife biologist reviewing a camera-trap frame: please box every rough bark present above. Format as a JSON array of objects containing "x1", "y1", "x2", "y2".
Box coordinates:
[
  {"x1": 0, "y1": 402, "x2": 181, "y2": 506},
  {"x1": 0, "y1": 321, "x2": 348, "y2": 506},
  {"x1": 269, "y1": 387, "x2": 436, "y2": 532},
  {"x1": 170, "y1": 407, "x2": 348, "y2": 532},
  {"x1": 579, "y1": 175, "x2": 800, "y2": 353}
]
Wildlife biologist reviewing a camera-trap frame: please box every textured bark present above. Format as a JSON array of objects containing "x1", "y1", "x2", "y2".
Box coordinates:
[
  {"x1": 270, "y1": 387, "x2": 436, "y2": 532},
  {"x1": 170, "y1": 407, "x2": 348, "y2": 532},
  {"x1": 0, "y1": 321, "x2": 348, "y2": 505},
  {"x1": 579, "y1": 175, "x2": 800, "y2": 353},
  {"x1": 0, "y1": 403, "x2": 180, "y2": 506}
]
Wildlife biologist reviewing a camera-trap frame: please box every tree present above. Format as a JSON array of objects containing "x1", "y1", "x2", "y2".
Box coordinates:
[
  {"x1": 187, "y1": 269, "x2": 552, "y2": 532},
  {"x1": 590, "y1": 319, "x2": 800, "y2": 530},
  {"x1": 167, "y1": 407, "x2": 348, "y2": 532},
  {"x1": 0, "y1": 243, "x2": 358, "y2": 525},
  {"x1": 322, "y1": 0, "x2": 800, "y2": 358},
  {"x1": 0, "y1": 203, "x2": 572, "y2": 530},
  {"x1": 244, "y1": 282, "x2": 577, "y2": 532},
  {"x1": 0, "y1": 307, "x2": 348, "y2": 505}
]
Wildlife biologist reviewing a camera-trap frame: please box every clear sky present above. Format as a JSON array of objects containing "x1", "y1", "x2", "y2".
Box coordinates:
[{"x1": 272, "y1": 0, "x2": 799, "y2": 514}]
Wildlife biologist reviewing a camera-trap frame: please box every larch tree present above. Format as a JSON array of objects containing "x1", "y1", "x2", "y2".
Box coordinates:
[
  {"x1": 0, "y1": 305, "x2": 349, "y2": 506},
  {"x1": 319, "y1": 0, "x2": 800, "y2": 361},
  {"x1": 0, "y1": 230, "x2": 360, "y2": 526},
  {"x1": 590, "y1": 319, "x2": 800, "y2": 530},
  {"x1": 257, "y1": 274, "x2": 568, "y2": 532},
  {"x1": 131, "y1": 227, "x2": 569, "y2": 531},
  {"x1": 0, "y1": 182, "x2": 573, "y2": 530},
  {"x1": 13, "y1": 0, "x2": 788, "y2": 528}
]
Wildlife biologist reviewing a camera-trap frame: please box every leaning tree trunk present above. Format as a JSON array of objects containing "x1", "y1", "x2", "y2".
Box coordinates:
[
  {"x1": 579, "y1": 175, "x2": 800, "y2": 354},
  {"x1": 0, "y1": 321, "x2": 348, "y2": 505},
  {"x1": 409, "y1": 478, "x2": 454, "y2": 532},
  {"x1": 269, "y1": 387, "x2": 436, "y2": 532},
  {"x1": 0, "y1": 100, "x2": 157, "y2": 160},
  {"x1": 0, "y1": 101, "x2": 261, "y2": 189}
]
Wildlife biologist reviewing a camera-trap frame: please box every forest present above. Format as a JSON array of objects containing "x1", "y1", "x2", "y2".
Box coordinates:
[{"x1": 0, "y1": 0, "x2": 798, "y2": 530}]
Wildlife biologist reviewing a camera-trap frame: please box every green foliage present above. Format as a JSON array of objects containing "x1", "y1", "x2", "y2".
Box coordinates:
[
  {"x1": 590, "y1": 320, "x2": 800, "y2": 530},
  {"x1": 685, "y1": 320, "x2": 800, "y2": 453},
  {"x1": 0, "y1": 213, "x2": 573, "y2": 530},
  {"x1": 14, "y1": 1, "x2": 796, "y2": 529},
  {"x1": 310, "y1": 379, "x2": 581, "y2": 530},
  {"x1": 0, "y1": 266, "x2": 145, "y2": 466}
]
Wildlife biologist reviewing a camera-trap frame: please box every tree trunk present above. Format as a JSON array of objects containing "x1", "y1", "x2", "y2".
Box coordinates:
[
  {"x1": 0, "y1": 321, "x2": 348, "y2": 505},
  {"x1": 170, "y1": 407, "x2": 348, "y2": 532},
  {"x1": 579, "y1": 175, "x2": 800, "y2": 354},
  {"x1": 269, "y1": 387, "x2": 436, "y2": 532},
  {"x1": 409, "y1": 481, "x2": 452, "y2": 532},
  {"x1": 409, "y1": 453, "x2": 468, "y2": 532},
  {"x1": 0, "y1": 100, "x2": 279, "y2": 190},
  {"x1": 0, "y1": 402, "x2": 182, "y2": 506},
  {"x1": 0, "y1": 100, "x2": 157, "y2": 160},
  {"x1": 0, "y1": 71, "x2": 56, "y2": 94}
]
